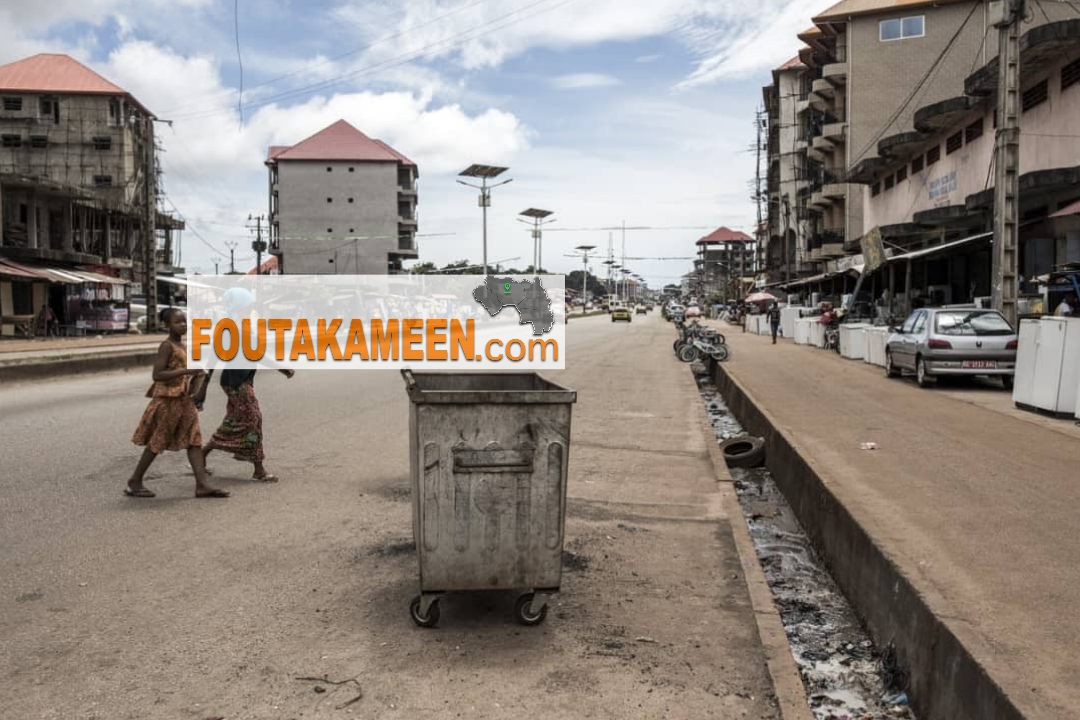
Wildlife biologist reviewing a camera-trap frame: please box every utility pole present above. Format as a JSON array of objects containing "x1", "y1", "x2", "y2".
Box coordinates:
[
  {"x1": 225, "y1": 241, "x2": 238, "y2": 274},
  {"x1": 991, "y1": 0, "x2": 1024, "y2": 326},
  {"x1": 142, "y1": 117, "x2": 158, "y2": 332},
  {"x1": 754, "y1": 108, "x2": 766, "y2": 275},
  {"x1": 213, "y1": 257, "x2": 221, "y2": 275},
  {"x1": 518, "y1": 208, "x2": 554, "y2": 273},
  {"x1": 620, "y1": 220, "x2": 626, "y2": 301},
  {"x1": 248, "y1": 214, "x2": 266, "y2": 275},
  {"x1": 782, "y1": 195, "x2": 792, "y2": 286},
  {"x1": 458, "y1": 165, "x2": 511, "y2": 277},
  {"x1": 572, "y1": 245, "x2": 596, "y2": 312}
]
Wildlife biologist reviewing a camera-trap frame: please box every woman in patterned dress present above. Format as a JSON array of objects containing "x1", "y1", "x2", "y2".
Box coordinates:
[
  {"x1": 125, "y1": 308, "x2": 229, "y2": 499},
  {"x1": 201, "y1": 367, "x2": 294, "y2": 482}
]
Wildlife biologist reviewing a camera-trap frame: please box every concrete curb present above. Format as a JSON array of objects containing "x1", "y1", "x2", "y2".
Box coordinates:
[
  {"x1": 0, "y1": 350, "x2": 156, "y2": 384},
  {"x1": 566, "y1": 310, "x2": 608, "y2": 321},
  {"x1": 712, "y1": 362, "x2": 1025, "y2": 720},
  {"x1": 695, "y1": 376, "x2": 816, "y2": 720}
]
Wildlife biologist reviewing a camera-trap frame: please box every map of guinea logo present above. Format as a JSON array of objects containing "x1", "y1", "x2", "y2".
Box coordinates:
[{"x1": 472, "y1": 276, "x2": 555, "y2": 335}]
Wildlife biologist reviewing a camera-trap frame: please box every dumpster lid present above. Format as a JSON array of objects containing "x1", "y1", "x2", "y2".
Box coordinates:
[{"x1": 401, "y1": 370, "x2": 577, "y2": 404}]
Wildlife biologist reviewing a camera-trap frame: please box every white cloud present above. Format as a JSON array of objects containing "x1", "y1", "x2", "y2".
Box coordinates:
[{"x1": 549, "y1": 73, "x2": 621, "y2": 90}]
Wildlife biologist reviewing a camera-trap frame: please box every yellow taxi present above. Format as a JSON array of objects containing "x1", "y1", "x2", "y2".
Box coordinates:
[{"x1": 611, "y1": 305, "x2": 632, "y2": 322}]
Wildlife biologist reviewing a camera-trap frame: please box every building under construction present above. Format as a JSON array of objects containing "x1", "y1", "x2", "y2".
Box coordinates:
[{"x1": 0, "y1": 53, "x2": 184, "y2": 337}]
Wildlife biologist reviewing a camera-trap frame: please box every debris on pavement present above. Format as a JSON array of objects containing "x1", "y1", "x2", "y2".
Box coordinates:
[
  {"x1": 860, "y1": 442, "x2": 878, "y2": 451},
  {"x1": 695, "y1": 372, "x2": 916, "y2": 720}
]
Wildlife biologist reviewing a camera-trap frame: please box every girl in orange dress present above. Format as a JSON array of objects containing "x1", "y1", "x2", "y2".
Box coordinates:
[{"x1": 125, "y1": 308, "x2": 229, "y2": 499}]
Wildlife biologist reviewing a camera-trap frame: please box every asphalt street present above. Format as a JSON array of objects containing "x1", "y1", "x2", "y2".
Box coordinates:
[{"x1": 0, "y1": 312, "x2": 782, "y2": 720}]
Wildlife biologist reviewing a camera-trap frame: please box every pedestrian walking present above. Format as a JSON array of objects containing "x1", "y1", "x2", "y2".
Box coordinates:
[
  {"x1": 37, "y1": 304, "x2": 57, "y2": 338},
  {"x1": 768, "y1": 302, "x2": 781, "y2": 344},
  {"x1": 125, "y1": 308, "x2": 228, "y2": 499},
  {"x1": 200, "y1": 367, "x2": 295, "y2": 482},
  {"x1": 200, "y1": 286, "x2": 295, "y2": 482}
]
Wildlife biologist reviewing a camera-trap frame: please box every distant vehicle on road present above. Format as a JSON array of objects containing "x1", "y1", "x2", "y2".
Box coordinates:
[
  {"x1": 611, "y1": 306, "x2": 632, "y2": 323},
  {"x1": 684, "y1": 305, "x2": 702, "y2": 319},
  {"x1": 635, "y1": 305, "x2": 647, "y2": 315},
  {"x1": 885, "y1": 307, "x2": 1018, "y2": 389}
]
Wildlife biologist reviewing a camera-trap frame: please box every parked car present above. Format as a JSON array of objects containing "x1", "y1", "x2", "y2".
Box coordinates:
[
  {"x1": 612, "y1": 306, "x2": 632, "y2": 323},
  {"x1": 885, "y1": 307, "x2": 1018, "y2": 388},
  {"x1": 684, "y1": 305, "x2": 702, "y2": 319}
]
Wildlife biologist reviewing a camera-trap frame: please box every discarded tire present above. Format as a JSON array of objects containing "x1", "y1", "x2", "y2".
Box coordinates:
[{"x1": 719, "y1": 437, "x2": 765, "y2": 468}]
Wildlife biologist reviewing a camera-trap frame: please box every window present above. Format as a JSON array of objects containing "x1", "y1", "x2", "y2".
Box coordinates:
[
  {"x1": 911, "y1": 155, "x2": 924, "y2": 174},
  {"x1": 901, "y1": 311, "x2": 919, "y2": 334},
  {"x1": 39, "y1": 96, "x2": 59, "y2": 123},
  {"x1": 93, "y1": 175, "x2": 112, "y2": 187},
  {"x1": 1022, "y1": 79, "x2": 1048, "y2": 112},
  {"x1": 926, "y1": 145, "x2": 940, "y2": 165},
  {"x1": 934, "y1": 311, "x2": 1013, "y2": 336},
  {"x1": 29, "y1": 135, "x2": 47, "y2": 148},
  {"x1": 348, "y1": 198, "x2": 354, "y2": 203},
  {"x1": 1063, "y1": 56, "x2": 1080, "y2": 92},
  {"x1": 327, "y1": 197, "x2": 333, "y2": 203},
  {"x1": 348, "y1": 167, "x2": 355, "y2": 172},
  {"x1": 92, "y1": 136, "x2": 111, "y2": 151},
  {"x1": 109, "y1": 98, "x2": 121, "y2": 125},
  {"x1": 2, "y1": 134, "x2": 22, "y2": 147},
  {"x1": 884, "y1": 174, "x2": 895, "y2": 191},
  {"x1": 11, "y1": 281, "x2": 33, "y2": 315},
  {"x1": 349, "y1": 228, "x2": 355, "y2": 233},
  {"x1": 871, "y1": 181, "x2": 881, "y2": 197},
  {"x1": 965, "y1": 119, "x2": 983, "y2": 143},
  {"x1": 326, "y1": 166, "x2": 332, "y2": 172},
  {"x1": 880, "y1": 16, "x2": 924, "y2": 41},
  {"x1": 896, "y1": 166, "x2": 908, "y2": 183},
  {"x1": 327, "y1": 228, "x2": 333, "y2": 233},
  {"x1": 946, "y1": 131, "x2": 963, "y2": 155},
  {"x1": 2, "y1": 96, "x2": 22, "y2": 111},
  {"x1": 912, "y1": 311, "x2": 927, "y2": 334}
]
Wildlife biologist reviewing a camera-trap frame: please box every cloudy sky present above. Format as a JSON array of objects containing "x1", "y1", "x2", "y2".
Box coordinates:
[{"x1": 1, "y1": 0, "x2": 829, "y2": 286}]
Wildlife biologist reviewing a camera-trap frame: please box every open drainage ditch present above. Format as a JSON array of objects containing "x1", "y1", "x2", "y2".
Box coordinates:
[{"x1": 694, "y1": 367, "x2": 915, "y2": 720}]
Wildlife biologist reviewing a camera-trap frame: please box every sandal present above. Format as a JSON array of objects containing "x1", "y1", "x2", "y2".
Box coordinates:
[
  {"x1": 195, "y1": 488, "x2": 230, "y2": 498},
  {"x1": 253, "y1": 473, "x2": 279, "y2": 483},
  {"x1": 124, "y1": 487, "x2": 155, "y2": 498}
]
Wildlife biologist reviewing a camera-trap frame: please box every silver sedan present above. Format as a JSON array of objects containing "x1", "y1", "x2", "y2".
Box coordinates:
[{"x1": 885, "y1": 307, "x2": 1017, "y2": 389}]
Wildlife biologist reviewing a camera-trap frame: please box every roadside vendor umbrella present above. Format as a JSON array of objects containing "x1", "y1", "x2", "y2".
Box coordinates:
[{"x1": 745, "y1": 291, "x2": 780, "y2": 304}]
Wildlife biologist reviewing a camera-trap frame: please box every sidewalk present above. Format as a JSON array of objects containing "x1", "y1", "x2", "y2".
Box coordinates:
[
  {"x1": 0, "y1": 333, "x2": 159, "y2": 355},
  {"x1": 716, "y1": 329, "x2": 1080, "y2": 719},
  {"x1": 0, "y1": 335, "x2": 161, "y2": 382}
]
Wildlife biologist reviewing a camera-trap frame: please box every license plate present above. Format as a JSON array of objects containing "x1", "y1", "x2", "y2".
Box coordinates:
[{"x1": 962, "y1": 360, "x2": 996, "y2": 369}]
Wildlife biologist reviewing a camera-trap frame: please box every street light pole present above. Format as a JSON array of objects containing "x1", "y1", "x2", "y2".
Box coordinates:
[
  {"x1": 573, "y1": 245, "x2": 596, "y2": 312},
  {"x1": 518, "y1": 208, "x2": 555, "y2": 273},
  {"x1": 458, "y1": 165, "x2": 511, "y2": 277}
]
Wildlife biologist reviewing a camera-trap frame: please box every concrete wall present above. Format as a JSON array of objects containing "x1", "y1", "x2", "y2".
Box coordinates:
[
  {"x1": 0, "y1": 94, "x2": 139, "y2": 206},
  {"x1": 864, "y1": 55, "x2": 1080, "y2": 229},
  {"x1": 276, "y1": 160, "x2": 415, "y2": 274}
]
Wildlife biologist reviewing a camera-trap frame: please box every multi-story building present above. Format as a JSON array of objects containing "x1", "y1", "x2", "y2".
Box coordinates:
[
  {"x1": 694, "y1": 227, "x2": 755, "y2": 300},
  {"x1": 0, "y1": 53, "x2": 183, "y2": 336},
  {"x1": 857, "y1": 17, "x2": 1080, "y2": 312},
  {"x1": 762, "y1": 0, "x2": 1076, "y2": 294},
  {"x1": 266, "y1": 120, "x2": 419, "y2": 274},
  {"x1": 763, "y1": 56, "x2": 810, "y2": 281}
]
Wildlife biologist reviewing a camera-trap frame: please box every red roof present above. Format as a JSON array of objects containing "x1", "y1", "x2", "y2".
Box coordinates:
[
  {"x1": 0, "y1": 53, "x2": 152, "y2": 116},
  {"x1": 775, "y1": 55, "x2": 806, "y2": 72},
  {"x1": 267, "y1": 120, "x2": 415, "y2": 166},
  {"x1": 697, "y1": 226, "x2": 754, "y2": 245},
  {"x1": 248, "y1": 256, "x2": 279, "y2": 274}
]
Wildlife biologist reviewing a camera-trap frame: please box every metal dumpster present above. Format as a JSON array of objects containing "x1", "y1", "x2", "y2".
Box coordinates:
[{"x1": 401, "y1": 370, "x2": 577, "y2": 628}]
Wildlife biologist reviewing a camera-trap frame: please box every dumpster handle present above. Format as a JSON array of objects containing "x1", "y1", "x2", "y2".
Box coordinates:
[{"x1": 401, "y1": 368, "x2": 417, "y2": 393}]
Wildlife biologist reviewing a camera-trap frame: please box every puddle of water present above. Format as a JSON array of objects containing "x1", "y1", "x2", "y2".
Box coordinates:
[{"x1": 694, "y1": 368, "x2": 916, "y2": 720}]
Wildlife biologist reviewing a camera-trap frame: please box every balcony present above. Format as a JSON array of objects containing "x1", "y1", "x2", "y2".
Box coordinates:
[
  {"x1": 807, "y1": 146, "x2": 828, "y2": 164},
  {"x1": 398, "y1": 182, "x2": 417, "y2": 197},
  {"x1": 797, "y1": 99, "x2": 812, "y2": 115},
  {"x1": 822, "y1": 61, "x2": 847, "y2": 84},
  {"x1": 394, "y1": 236, "x2": 419, "y2": 257},
  {"x1": 812, "y1": 78, "x2": 834, "y2": 98},
  {"x1": 810, "y1": 191, "x2": 831, "y2": 208},
  {"x1": 822, "y1": 122, "x2": 846, "y2": 142},
  {"x1": 823, "y1": 182, "x2": 846, "y2": 200},
  {"x1": 398, "y1": 215, "x2": 418, "y2": 227},
  {"x1": 812, "y1": 135, "x2": 834, "y2": 153},
  {"x1": 808, "y1": 91, "x2": 829, "y2": 113}
]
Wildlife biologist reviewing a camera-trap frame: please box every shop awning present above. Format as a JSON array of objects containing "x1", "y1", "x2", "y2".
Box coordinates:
[
  {"x1": 0, "y1": 258, "x2": 52, "y2": 280},
  {"x1": 886, "y1": 231, "x2": 992, "y2": 264},
  {"x1": 1050, "y1": 198, "x2": 1080, "y2": 218},
  {"x1": 785, "y1": 272, "x2": 833, "y2": 289},
  {"x1": 157, "y1": 275, "x2": 216, "y2": 289}
]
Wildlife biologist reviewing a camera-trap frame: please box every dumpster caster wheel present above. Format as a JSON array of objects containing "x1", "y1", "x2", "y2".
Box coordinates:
[
  {"x1": 410, "y1": 595, "x2": 440, "y2": 628},
  {"x1": 514, "y1": 593, "x2": 548, "y2": 626}
]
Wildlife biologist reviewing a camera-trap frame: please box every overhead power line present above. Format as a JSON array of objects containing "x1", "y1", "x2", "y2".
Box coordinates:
[{"x1": 169, "y1": 0, "x2": 576, "y2": 123}]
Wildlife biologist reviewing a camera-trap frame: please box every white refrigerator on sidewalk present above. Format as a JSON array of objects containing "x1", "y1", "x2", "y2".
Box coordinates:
[
  {"x1": 1011, "y1": 319, "x2": 1040, "y2": 407},
  {"x1": 1022, "y1": 317, "x2": 1080, "y2": 415}
]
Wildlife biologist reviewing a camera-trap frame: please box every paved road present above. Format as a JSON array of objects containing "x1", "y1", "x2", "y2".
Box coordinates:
[
  {"x1": 718, "y1": 328, "x2": 1080, "y2": 719},
  {"x1": 0, "y1": 313, "x2": 783, "y2": 719}
]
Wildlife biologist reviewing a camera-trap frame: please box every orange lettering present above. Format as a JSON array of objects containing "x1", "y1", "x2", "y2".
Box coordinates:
[
  {"x1": 267, "y1": 319, "x2": 291, "y2": 360},
  {"x1": 290, "y1": 319, "x2": 316, "y2": 360},
  {"x1": 426, "y1": 319, "x2": 448, "y2": 361},
  {"x1": 215, "y1": 319, "x2": 238, "y2": 361},
  {"x1": 317, "y1": 319, "x2": 343, "y2": 360},
  {"x1": 191, "y1": 318, "x2": 212, "y2": 361},
  {"x1": 371, "y1": 319, "x2": 399, "y2": 361},
  {"x1": 344, "y1": 320, "x2": 370, "y2": 360},
  {"x1": 450, "y1": 319, "x2": 474, "y2": 360},
  {"x1": 242, "y1": 319, "x2": 266, "y2": 361},
  {"x1": 402, "y1": 319, "x2": 424, "y2": 361}
]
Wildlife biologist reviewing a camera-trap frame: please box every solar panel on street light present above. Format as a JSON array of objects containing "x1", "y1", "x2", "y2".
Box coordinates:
[
  {"x1": 520, "y1": 208, "x2": 553, "y2": 219},
  {"x1": 459, "y1": 164, "x2": 508, "y2": 178}
]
